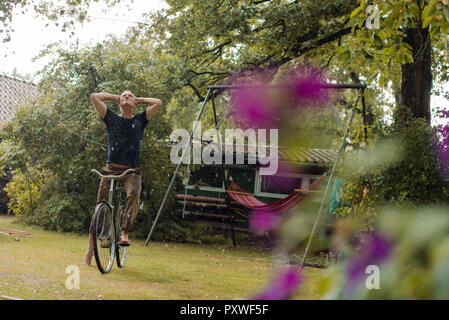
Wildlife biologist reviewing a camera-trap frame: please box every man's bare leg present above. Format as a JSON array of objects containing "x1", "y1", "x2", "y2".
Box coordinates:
[
  {"x1": 83, "y1": 233, "x2": 94, "y2": 266},
  {"x1": 120, "y1": 229, "x2": 130, "y2": 244}
]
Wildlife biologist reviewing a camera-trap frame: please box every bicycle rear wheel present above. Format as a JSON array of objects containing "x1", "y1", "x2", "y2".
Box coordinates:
[{"x1": 92, "y1": 202, "x2": 116, "y2": 274}]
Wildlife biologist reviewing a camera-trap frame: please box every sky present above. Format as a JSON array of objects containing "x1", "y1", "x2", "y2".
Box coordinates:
[{"x1": 0, "y1": 0, "x2": 168, "y2": 79}]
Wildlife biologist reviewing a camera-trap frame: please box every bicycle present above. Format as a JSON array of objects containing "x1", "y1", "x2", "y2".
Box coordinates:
[{"x1": 91, "y1": 168, "x2": 138, "y2": 274}]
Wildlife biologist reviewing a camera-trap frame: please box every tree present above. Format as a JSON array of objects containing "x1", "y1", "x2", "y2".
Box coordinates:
[
  {"x1": 5, "y1": 1, "x2": 449, "y2": 124},
  {"x1": 131, "y1": 0, "x2": 359, "y2": 101},
  {"x1": 349, "y1": 0, "x2": 449, "y2": 124},
  {"x1": 0, "y1": 36, "x2": 176, "y2": 234},
  {"x1": 126, "y1": 0, "x2": 449, "y2": 126}
]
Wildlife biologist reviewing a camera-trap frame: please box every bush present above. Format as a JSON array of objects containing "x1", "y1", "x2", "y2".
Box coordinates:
[
  {"x1": 374, "y1": 113, "x2": 449, "y2": 203},
  {"x1": 0, "y1": 38, "x2": 180, "y2": 237},
  {"x1": 333, "y1": 106, "x2": 449, "y2": 229},
  {"x1": 33, "y1": 193, "x2": 87, "y2": 233},
  {"x1": 4, "y1": 168, "x2": 42, "y2": 218},
  {"x1": 132, "y1": 210, "x2": 228, "y2": 244}
]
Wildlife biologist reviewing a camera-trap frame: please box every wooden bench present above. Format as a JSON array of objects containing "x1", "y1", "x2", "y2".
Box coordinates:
[{"x1": 175, "y1": 194, "x2": 247, "y2": 247}]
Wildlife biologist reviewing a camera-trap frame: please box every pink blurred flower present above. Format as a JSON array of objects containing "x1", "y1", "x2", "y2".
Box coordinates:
[
  {"x1": 282, "y1": 65, "x2": 331, "y2": 108},
  {"x1": 229, "y1": 66, "x2": 330, "y2": 129},
  {"x1": 252, "y1": 265, "x2": 303, "y2": 300},
  {"x1": 290, "y1": 72, "x2": 326, "y2": 102},
  {"x1": 232, "y1": 87, "x2": 279, "y2": 129},
  {"x1": 249, "y1": 210, "x2": 282, "y2": 234},
  {"x1": 249, "y1": 162, "x2": 301, "y2": 234},
  {"x1": 345, "y1": 231, "x2": 394, "y2": 295}
]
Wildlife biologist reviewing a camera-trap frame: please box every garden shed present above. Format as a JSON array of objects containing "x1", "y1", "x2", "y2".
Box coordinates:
[{"x1": 176, "y1": 144, "x2": 337, "y2": 239}]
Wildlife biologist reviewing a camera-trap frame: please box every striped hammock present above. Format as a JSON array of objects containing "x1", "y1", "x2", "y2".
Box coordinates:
[{"x1": 226, "y1": 174, "x2": 326, "y2": 214}]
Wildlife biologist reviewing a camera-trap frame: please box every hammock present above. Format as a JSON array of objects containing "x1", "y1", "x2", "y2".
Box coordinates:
[{"x1": 226, "y1": 174, "x2": 326, "y2": 214}]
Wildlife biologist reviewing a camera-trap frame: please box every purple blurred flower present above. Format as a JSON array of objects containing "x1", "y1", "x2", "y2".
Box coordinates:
[
  {"x1": 349, "y1": 230, "x2": 373, "y2": 248},
  {"x1": 283, "y1": 67, "x2": 330, "y2": 107},
  {"x1": 249, "y1": 210, "x2": 282, "y2": 234},
  {"x1": 290, "y1": 73, "x2": 326, "y2": 102},
  {"x1": 252, "y1": 265, "x2": 303, "y2": 300},
  {"x1": 229, "y1": 66, "x2": 330, "y2": 129},
  {"x1": 345, "y1": 231, "x2": 394, "y2": 295},
  {"x1": 276, "y1": 161, "x2": 297, "y2": 176},
  {"x1": 232, "y1": 87, "x2": 279, "y2": 129}
]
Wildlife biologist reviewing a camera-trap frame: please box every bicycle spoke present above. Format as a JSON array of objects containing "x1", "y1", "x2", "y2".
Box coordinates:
[
  {"x1": 93, "y1": 203, "x2": 115, "y2": 273},
  {"x1": 116, "y1": 190, "x2": 127, "y2": 268}
]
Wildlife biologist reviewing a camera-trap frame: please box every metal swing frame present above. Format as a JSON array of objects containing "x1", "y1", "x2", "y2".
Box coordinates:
[{"x1": 145, "y1": 83, "x2": 367, "y2": 257}]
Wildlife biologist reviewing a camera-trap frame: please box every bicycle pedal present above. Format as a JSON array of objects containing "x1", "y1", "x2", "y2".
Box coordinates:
[{"x1": 119, "y1": 240, "x2": 131, "y2": 246}]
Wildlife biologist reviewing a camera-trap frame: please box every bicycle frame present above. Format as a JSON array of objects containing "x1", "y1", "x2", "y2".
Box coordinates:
[
  {"x1": 91, "y1": 168, "x2": 137, "y2": 271},
  {"x1": 108, "y1": 178, "x2": 120, "y2": 236},
  {"x1": 92, "y1": 168, "x2": 137, "y2": 231},
  {"x1": 112, "y1": 184, "x2": 124, "y2": 237},
  {"x1": 108, "y1": 178, "x2": 115, "y2": 207}
]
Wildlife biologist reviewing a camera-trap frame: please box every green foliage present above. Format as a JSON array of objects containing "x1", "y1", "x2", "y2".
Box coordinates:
[
  {"x1": 319, "y1": 205, "x2": 449, "y2": 299},
  {"x1": 3, "y1": 0, "x2": 449, "y2": 244},
  {"x1": 165, "y1": 88, "x2": 203, "y2": 131},
  {"x1": 0, "y1": 36, "x2": 175, "y2": 234},
  {"x1": 333, "y1": 105, "x2": 449, "y2": 229},
  {"x1": 347, "y1": 0, "x2": 449, "y2": 92},
  {"x1": 133, "y1": 0, "x2": 358, "y2": 96},
  {"x1": 3, "y1": 167, "x2": 43, "y2": 218},
  {"x1": 373, "y1": 106, "x2": 449, "y2": 203},
  {"x1": 130, "y1": 0, "x2": 396, "y2": 148},
  {"x1": 0, "y1": 34, "x2": 232, "y2": 244},
  {"x1": 33, "y1": 193, "x2": 88, "y2": 233}
]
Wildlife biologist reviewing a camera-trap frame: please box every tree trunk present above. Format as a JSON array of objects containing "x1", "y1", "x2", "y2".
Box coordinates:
[{"x1": 399, "y1": 26, "x2": 432, "y2": 124}]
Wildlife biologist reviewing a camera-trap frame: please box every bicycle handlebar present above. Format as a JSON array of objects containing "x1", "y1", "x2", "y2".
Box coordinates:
[{"x1": 91, "y1": 168, "x2": 138, "y2": 179}]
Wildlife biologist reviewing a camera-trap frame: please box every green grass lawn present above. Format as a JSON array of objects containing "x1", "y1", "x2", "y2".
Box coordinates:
[{"x1": 0, "y1": 216, "x2": 324, "y2": 300}]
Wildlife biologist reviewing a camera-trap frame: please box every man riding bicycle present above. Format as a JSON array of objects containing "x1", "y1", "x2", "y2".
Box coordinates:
[{"x1": 83, "y1": 90, "x2": 162, "y2": 266}]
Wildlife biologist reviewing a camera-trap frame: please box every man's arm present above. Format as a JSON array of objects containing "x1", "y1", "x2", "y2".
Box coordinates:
[
  {"x1": 136, "y1": 97, "x2": 163, "y2": 121},
  {"x1": 90, "y1": 93, "x2": 120, "y2": 118}
]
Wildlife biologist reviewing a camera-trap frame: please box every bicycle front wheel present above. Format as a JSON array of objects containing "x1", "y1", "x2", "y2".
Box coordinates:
[
  {"x1": 92, "y1": 202, "x2": 116, "y2": 274},
  {"x1": 116, "y1": 243, "x2": 127, "y2": 268}
]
